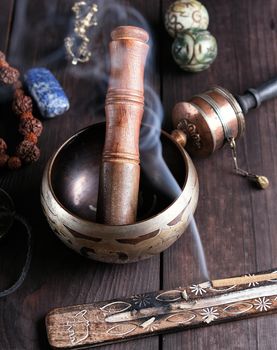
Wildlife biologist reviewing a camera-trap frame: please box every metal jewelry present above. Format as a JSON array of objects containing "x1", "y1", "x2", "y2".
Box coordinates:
[
  {"x1": 229, "y1": 137, "x2": 269, "y2": 190},
  {"x1": 64, "y1": 1, "x2": 98, "y2": 65}
]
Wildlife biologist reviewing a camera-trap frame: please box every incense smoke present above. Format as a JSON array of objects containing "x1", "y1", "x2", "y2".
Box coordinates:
[
  {"x1": 141, "y1": 85, "x2": 210, "y2": 281},
  {"x1": 9, "y1": 0, "x2": 209, "y2": 280}
]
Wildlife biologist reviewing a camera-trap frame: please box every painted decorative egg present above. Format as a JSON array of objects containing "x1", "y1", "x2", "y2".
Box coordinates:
[
  {"x1": 172, "y1": 28, "x2": 218, "y2": 72},
  {"x1": 165, "y1": 0, "x2": 209, "y2": 38}
]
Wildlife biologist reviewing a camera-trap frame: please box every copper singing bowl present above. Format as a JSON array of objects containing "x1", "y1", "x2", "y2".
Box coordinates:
[{"x1": 41, "y1": 122, "x2": 199, "y2": 263}]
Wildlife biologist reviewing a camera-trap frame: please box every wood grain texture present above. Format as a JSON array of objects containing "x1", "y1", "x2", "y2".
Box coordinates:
[
  {"x1": 0, "y1": 0, "x2": 14, "y2": 53},
  {"x1": 97, "y1": 26, "x2": 149, "y2": 225},
  {"x1": 0, "y1": 0, "x2": 277, "y2": 349},
  {"x1": 161, "y1": 1, "x2": 277, "y2": 350},
  {"x1": 0, "y1": 1, "x2": 160, "y2": 349}
]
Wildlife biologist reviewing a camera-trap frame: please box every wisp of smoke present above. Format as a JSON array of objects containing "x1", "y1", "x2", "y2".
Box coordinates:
[
  {"x1": 9, "y1": 0, "x2": 209, "y2": 281},
  {"x1": 141, "y1": 86, "x2": 210, "y2": 281}
]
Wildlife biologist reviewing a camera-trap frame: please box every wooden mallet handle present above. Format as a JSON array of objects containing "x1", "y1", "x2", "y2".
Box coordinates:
[{"x1": 97, "y1": 26, "x2": 149, "y2": 225}]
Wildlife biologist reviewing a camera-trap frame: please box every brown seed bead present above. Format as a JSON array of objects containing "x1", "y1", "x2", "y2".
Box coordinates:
[
  {"x1": 14, "y1": 87, "x2": 24, "y2": 97},
  {"x1": 13, "y1": 80, "x2": 23, "y2": 90},
  {"x1": 19, "y1": 117, "x2": 43, "y2": 137},
  {"x1": 0, "y1": 66, "x2": 20, "y2": 85},
  {"x1": 0, "y1": 154, "x2": 9, "y2": 167},
  {"x1": 7, "y1": 156, "x2": 22, "y2": 169},
  {"x1": 0, "y1": 138, "x2": 7, "y2": 154},
  {"x1": 20, "y1": 111, "x2": 34, "y2": 121},
  {"x1": 12, "y1": 94, "x2": 33, "y2": 115},
  {"x1": 16, "y1": 140, "x2": 40, "y2": 163},
  {"x1": 0, "y1": 59, "x2": 9, "y2": 68},
  {"x1": 25, "y1": 132, "x2": 38, "y2": 144}
]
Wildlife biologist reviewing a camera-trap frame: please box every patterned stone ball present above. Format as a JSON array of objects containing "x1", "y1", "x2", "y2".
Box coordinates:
[
  {"x1": 172, "y1": 29, "x2": 218, "y2": 72},
  {"x1": 165, "y1": 0, "x2": 209, "y2": 38}
]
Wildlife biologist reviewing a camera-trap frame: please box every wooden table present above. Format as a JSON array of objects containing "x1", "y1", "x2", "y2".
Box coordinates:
[{"x1": 0, "y1": 0, "x2": 276, "y2": 349}]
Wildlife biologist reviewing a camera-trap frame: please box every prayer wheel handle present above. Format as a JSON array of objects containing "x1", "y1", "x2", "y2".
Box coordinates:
[{"x1": 236, "y1": 75, "x2": 277, "y2": 114}]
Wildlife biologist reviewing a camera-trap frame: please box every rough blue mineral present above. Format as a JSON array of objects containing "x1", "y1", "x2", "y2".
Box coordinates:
[{"x1": 24, "y1": 68, "x2": 70, "y2": 118}]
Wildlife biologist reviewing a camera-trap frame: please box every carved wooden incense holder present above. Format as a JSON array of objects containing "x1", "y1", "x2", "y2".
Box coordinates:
[
  {"x1": 46, "y1": 269, "x2": 277, "y2": 349},
  {"x1": 172, "y1": 77, "x2": 277, "y2": 188},
  {"x1": 97, "y1": 27, "x2": 149, "y2": 225}
]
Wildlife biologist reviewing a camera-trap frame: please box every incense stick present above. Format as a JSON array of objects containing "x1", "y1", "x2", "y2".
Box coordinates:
[{"x1": 212, "y1": 272, "x2": 277, "y2": 288}]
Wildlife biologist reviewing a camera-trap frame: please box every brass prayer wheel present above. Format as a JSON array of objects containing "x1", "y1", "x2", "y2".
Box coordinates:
[
  {"x1": 172, "y1": 77, "x2": 277, "y2": 157},
  {"x1": 172, "y1": 77, "x2": 277, "y2": 188},
  {"x1": 173, "y1": 86, "x2": 245, "y2": 157}
]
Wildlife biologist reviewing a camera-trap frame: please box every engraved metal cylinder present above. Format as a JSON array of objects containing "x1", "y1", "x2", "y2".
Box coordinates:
[{"x1": 172, "y1": 87, "x2": 245, "y2": 157}]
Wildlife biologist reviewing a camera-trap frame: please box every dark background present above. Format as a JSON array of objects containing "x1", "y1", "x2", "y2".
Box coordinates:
[{"x1": 0, "y1": 0, "x2": 277, "y2": 349}]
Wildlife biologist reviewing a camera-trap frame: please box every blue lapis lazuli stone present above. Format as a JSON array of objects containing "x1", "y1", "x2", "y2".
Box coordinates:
[{"x1": 24, "y1": 68, "x2": 70, "y2": 118}]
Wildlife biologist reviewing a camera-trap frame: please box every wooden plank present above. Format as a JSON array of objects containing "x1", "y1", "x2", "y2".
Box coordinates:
[
  {"x1": 0, "y1": 0, "x2": 160, "y2": 349},
  {"x1": 0, "y1": 0, "x2": 14, "y2": 53},
  {"x1": 1, "y1": 0, "x2": 277, "y2": 349},
  {"x1": 161, "y1": 0, "x2": 277, "y2": 349}
]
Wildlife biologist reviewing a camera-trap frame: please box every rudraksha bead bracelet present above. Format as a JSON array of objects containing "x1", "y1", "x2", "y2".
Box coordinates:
[{"x1": 0, "y1": 51, "x2": 43, "y2": 170}]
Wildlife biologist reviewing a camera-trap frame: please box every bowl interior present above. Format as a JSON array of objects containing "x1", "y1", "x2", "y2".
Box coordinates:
[{"x1": 51, "y1": 123, "x2": 187, "y2": 222}]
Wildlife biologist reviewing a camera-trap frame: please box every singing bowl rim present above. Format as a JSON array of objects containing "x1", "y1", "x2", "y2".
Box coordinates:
[{"x1": 42, "y1": 122, "x2": 198, "y2": 239}]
